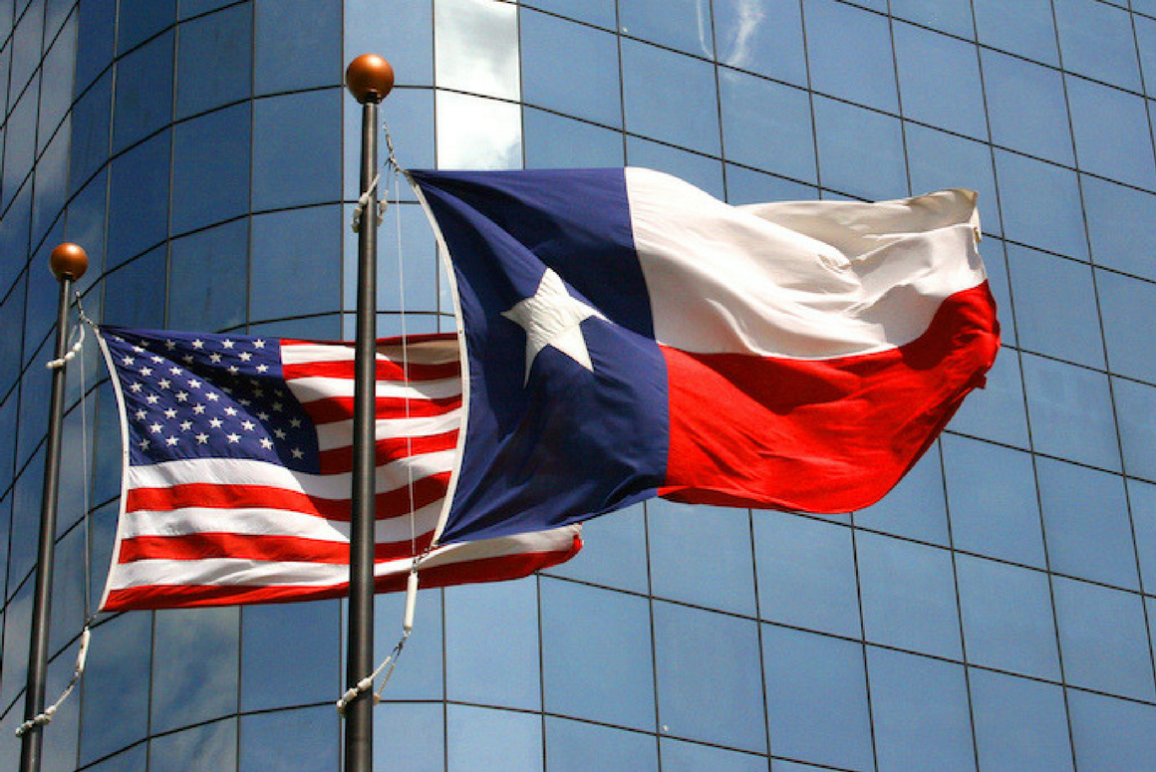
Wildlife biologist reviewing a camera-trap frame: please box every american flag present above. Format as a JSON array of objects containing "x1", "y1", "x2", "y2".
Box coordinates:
[{"x1": 97, "y1": 325, "x2": 581, "y2": 611}]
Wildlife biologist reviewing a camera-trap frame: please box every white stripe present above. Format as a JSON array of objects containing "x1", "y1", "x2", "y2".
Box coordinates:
[
  {"x1": 126, "y1": 453, "x2": 457, "y2": 499},
  {"x1": 286, "y1": 375, "x2": 462, "y2": 403},
  {"x1": 314, "y1": 410, "x2": 461, "y2": 451},
  {"x1": 626, "y1": 167, "x2": 987, "y2": 359},
  {"x1": 121, "y1": 499, "x2": 444, "y2": 544},
  {"x1": 106, "y1": 525, "x2": 580, "y2": 591},
  {"x1": 281, "y1": 339, "x2": 460, "y2": 367}
]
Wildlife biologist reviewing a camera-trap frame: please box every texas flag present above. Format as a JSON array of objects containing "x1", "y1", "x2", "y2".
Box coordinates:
[{"x1": 410, "y1": 168, "x2": 1000, "y2": 545}]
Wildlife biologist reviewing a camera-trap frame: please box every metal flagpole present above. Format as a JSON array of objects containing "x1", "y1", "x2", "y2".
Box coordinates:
[
  {"x1": 344, "y1": 54, "x2": 394, "y2": 772},
  {"x1": 19, "y1": 244, "x2": 88, "y2": 772}
]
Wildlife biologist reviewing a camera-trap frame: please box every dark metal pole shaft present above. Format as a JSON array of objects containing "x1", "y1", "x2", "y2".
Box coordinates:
[
  {"x1": 19, "y1": 275, "x2": 75, "y2": 772},
  {"x1": 346, "y1": 93, "x2": 380, "y2": 772}
]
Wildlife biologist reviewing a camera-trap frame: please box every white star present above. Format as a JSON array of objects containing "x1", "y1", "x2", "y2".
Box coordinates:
[
  {"x1": 134, "y1": 409, "x2": 147, "y2": 420},
  {"x1": 223, "y1": 339, "x2": 235, "y2": 349},
  {"x1": 209, "y1": 418, "x2": 224, "y2": 429},
  {"x1": 129, "y1": 383, "x2": 143, "y2": 393},
  {"x1": 274, "y1": 429, "x2": 287, "y2": 440},
  {"x1": 192, "y1": 404, "x2": 206, "y2": 415},
  {"x1": 151, "y1": 355, "x2": 164, "y2": 364},
  {"x1": 241, "y1": 420, "x2": 255, "y2": 432},
  {"x1": 224, "y1": 406, "x2": 238, "y2": 416},
  {"x1": 256, "y1": 364, "x2": 269, "y2": 374},
  {"x1": 254, "y1": 339, "x2": 266, "y2": 349},
  {"x1": 239, "y1": 351, "x2": 252, "y2": 362},
  {"x1": 226, "y1": 433, "x2": 241, "y2": 443},
  {"x1": 227, "y1": 365, "x2": 239, "y2": 375},
  {"x1": 140, "y1": 367, "x2": 152, "y2": 377},
  {"x1": 180, "y1": 421, "x2": 192, "y2": 431},
  {"x1": 158, "y1": 379, "x2": 171, "y2": 390},
  {"x1": 138, "y1": 438, "x2": 150, "y2": 450},
  {"x1": 259, "y1": 438, "x2": 274, "y2": 450},
  {"x1": 187, "y1": 379, "x2": 202, "y2": 389},
  {"x1": 175, "y1": 391, "x2": 189, "y2": 402},
  {"x1": 165, "y1": 340, "x2": 176, "y2": 350},
  {"x1": 146, "y1": 394, "x2": 160, "y2": 405},
  {"x1": 291, "y1": 448, "x2": 304, "y2": 459},
  {"x1": 209, "y1": 353, "x2": 222, "y2": 364},
  {"x1": 192, "y1": 339, "x2": 204, "y2": 349},
  {"x1": 121, "y1": 356, "x2": 134, "y2": 366},
  {"x1": 163, "y1": 408, "x2": 177, "y2": 419},
  {"x1": 206, "y1": 393, "x2": 220, "y2": 402},
  {"x1": 165, "y1": 436, "x2": 179, "y2": 447},
  {"x1": 149, "y1": 422, "x2": 163, "y2": 434},
  {"x1": 501, "y1": 267, "x2": 605, "y2": 384},
  {"x1": 195, "y1": 433, "x2": 209, "y2": 444}
]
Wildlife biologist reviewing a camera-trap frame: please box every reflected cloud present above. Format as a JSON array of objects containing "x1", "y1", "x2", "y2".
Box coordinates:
[
  {"x1": 436, "y1": 91, "x2": 522, "y2": 170},
  {"x1": 719, "y1": 0, "x2": 767, "y2": 69},
  {"x1": 435, "y1": 0, "x2": 520, "y2": 101}
]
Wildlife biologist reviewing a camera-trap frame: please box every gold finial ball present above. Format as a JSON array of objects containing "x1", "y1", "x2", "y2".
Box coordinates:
[
  {"x1": 345, "y1": 54, "x2": 395, "y2": 104},
  {"x1": 49, "y1": 243, "x2": 88, "y2": 282}
]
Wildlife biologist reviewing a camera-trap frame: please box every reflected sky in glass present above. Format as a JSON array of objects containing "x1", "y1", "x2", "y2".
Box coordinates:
[
  {"x1": 435, "y1": 0, "x2": 519, "y2": 100},
  {"x1": 436, "y1": 91, "x2": 522, "y2": 169}
]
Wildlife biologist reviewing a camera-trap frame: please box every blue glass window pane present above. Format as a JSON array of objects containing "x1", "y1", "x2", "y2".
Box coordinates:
[
  {"x1": 254, "y1": 0, "x2": 340, "y2": 95},
  {"x1": 252, "y1": 89, "x2": 342, "y2": 210},
  {"x1": 1083, "y1": 176, "x2": 1156, "y2": 282},
  {"x1": 956, "y1": 556, "x2": 1060, "y2": 680},
  {"x1": 619, "y1": 0, "x2": 713, "y2": 57},
  {"x1": 9, "y1": 0, "x2": 43, "y2": 95},
  {"x1": 891, "y1": 0, "x2": 973, "y2": 38},
  {"x1": 648, "y1": 500, "x2": 756, "y2": 615},
  {"x1": 1021, "y1": 353, "x2": 1120, "y2": 471},
  {"x1": 107, "y1": 130, "x2": 171, "y2": 268},
  {"x1": 24, "y1": 229, "x2": 66, "y2": 358},
  {"x1": 168, "y1": 220, "x2": 248, "y2": 332},
  {"x1": 0, "y1": 276, "x2": 27, "y2": 400},
  {"x1": 3, "y1": 82, "x2": 38, "y2": 212},
  {"x1": 250, "y1": 206, "x2": 341, "y2": 321},
  {"x1": 117, "y1": 0, "x2": 174, "y2": 53},
  {"x1": 103, "y1": 247, "x2": 166, "y2": 329},
  {"x1": 621, "y1": 40, "x2": 720, "y2": 155},
  {"x1": 969, "y1": 670, "x2": 1074, "y2": 772},
  {"x1": 82, "y1": 745, "x2": 146, "y2": 772},
  {"x1": 972, "y1": 0, "x2": 1057, "y2": 65},
  {"x1": 524, "y1": 109, "x2": 626, "y2": 169},
  {"x1": 37, "y1": 12, "x2": 77, "y2": 153},
  {"x1": 762, "y1": 625, "x2": 873, "y2": 771},
  {"x1": 75, "y1": 0, "x2": 116, "y2": 94},
  {"x1": 1069, "y1": 690, "x2": 1156, "y2": 772},
  {"x1": 445, "y1": 579, "x2": 540, "y2": 710},
  {"x1": 982, "y1": 51, "x2": 1073, "y2": 166},
  {"x1": 624, "y1": 137, "x2": 725, "y2": 198},
  {"x1": 64, "y1": 170, "x2": 108, "y2": 278},
  {"x1": 1067, "y1": 78, "x2": 1156, "y2": 190},
  {"x1": 521, "y1": 10, "x2": 621, "y2": 128},
  {"x1": 41, "y1": 636, "x2": 83, "y2": 772},
  {"x1": 1129, "y1": 479, "x2": 1156, "y2": 591},
  {"x1": 238, "y1": 706, "x2": 337, "y2": 772},
  {"x1": 175, "y1": 3, "x2": 252, "y2": 119},
  {"x1": 715, "y1": 0, "x2": 807, "y2": 87},
  {"x1": 1038, "y1": 457, "x2": 1138, "y2": 589},
  {"x1": 540, "y1": 578, "x2": 656, "y2": 731},
  {"x1": 78, "y1": 612, "x2": 152, "y2": 765},
  {"x1": 0, "y1": 185, "x2": 31, "y2": 296},
  {"x1": 857, "y1": 531, "x2": 962, "y2": 659},
  {"x1": 346, "y1": 88, "x2": 435, "y2": 201},
  {"x1": 172, "y1": 104, "x2": 251, "y2": 235},
  {"x1": 653, "y1": 602, "x2": 766, "y2": 753},
  {"x1": 68, "y1": 71, "x2": 112, "y2": 196},
  {"x1": 662, "y1": 738, "x2": 766, "y2": 772},
  {"x1": 345, "y1": 0, "x2": 432, "y2": 87},
  {"x1": 804, "y1": 0, "x2": 897, "y2": 113},
  {"x1": 857, "y1": 446, "x2": 947, "y2": 546},
  {"x1": 151, "y1": 607, "x2": 239, "y2": 733},
  {"x1": 542, "y1": 503, "x2": 648, "y2": 593},
  {"x1": 33, "y1": 124, "x2": 70, "y2": 245},
  {"x1": 1006, "y1": 246, "x2": 1104, "y2": 368},
  {"x1": 372, "y1": 590, "x2": 444, "y2": 701},
  {"x1": 1053, "y1": 577, "x2": 1155, "y2": 701},
  {"x1": 753, "y1": 511, "x2": 860, "y2": 637},
  {"x1": 894, "y1": 23, "x2": 986, "y2": 139},
  {"x1": 447, "y1": 704, "x2": 542, "y2": 772},
  {"x1": 1054, "y1": 0, "x2": 1141, "y2": 91},
  {"x1": 48, "y1": 524, "x2": 89, "y2": 655},
  {"x1": 1098, "y1": 270, "x2": 1156, "y2": 384},
  {"x1": 545, "y1": 717, "x2": 659, "y2": 772},
  {"x1": 149, "y1": 719, "x2": 237, "y2": 772},
  {"x1": 523, "y1": 0, "x2": 615, "y2": 29},
  {"x1": 349, "y1": 203, "x2": 437, "y2": 316},
  {"x1": 719, "y1": 70, "x2": 815, "y2": 183},
  {"x1": 374, "y1": 703, "x2": 444, "y2": 772},
  {"x1": 944, "y1": 435, "x2": 1045, "y2": 568},
  {"x1": 179, "y1": 0, "x2": 236, "y2": 18},
  {"x1": 1, "y1": 579, "x2": 32, "y2": 710},
  {"x1": 994, "y1": 152, "x2": 1087, "y2": 260},
  {"x1": 240, "y1": 600, "x2": 339, "y2": 711},
  {"x1": 111, "y1": 31, "x2": 174, "y2": 154},
  {"x1": 868, "y1": 647, "x2": 975, "y2": 772},
  {"x1": 906, "y1": 125, "x2": 1001, "y2": 239},
  {"x1": 1138, "y1": 16, "x2": 1156, "y2": 98},
  {"x1": 725, "y1": 165, "x2": 818, "y2": 205},
  {"x1": 814, "y1": 97, "x2": 907, "y2": 201}
]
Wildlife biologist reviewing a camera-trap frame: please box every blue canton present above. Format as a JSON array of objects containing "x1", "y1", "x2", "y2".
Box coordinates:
[{"x1": 102, "y1": 327, "x2": 320, "y2": 474}]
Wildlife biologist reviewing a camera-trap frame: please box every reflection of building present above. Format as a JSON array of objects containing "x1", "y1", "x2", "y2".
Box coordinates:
[{"x1": 3, "y1": 0, "x2": 1156, "y2": 769}]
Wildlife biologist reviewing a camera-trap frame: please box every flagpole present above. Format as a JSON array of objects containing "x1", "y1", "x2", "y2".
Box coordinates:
[
  {"x1": 344, "y1": 54, "x2": 394, "y2": 772},
  {"x1": 19, "y1": 244, "x2": 88, "y2": 772}
]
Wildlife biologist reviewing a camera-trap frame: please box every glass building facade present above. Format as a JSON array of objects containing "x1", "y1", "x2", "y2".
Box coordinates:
[{"x1": 3, "y1": 0, "x2": 1156, "y2": 769}]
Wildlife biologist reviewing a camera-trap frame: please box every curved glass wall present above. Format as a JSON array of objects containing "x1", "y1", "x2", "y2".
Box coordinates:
[{"x1": 3, "y1": 0, "x2": 1156, "y2": 770}]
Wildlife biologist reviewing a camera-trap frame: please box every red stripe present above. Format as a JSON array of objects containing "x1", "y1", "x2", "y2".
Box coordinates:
[
  {"x1": 100, "y1": 533, "x2": 582, "y2": 611},
  {"x1": 126, "y1": 473, "x2": 450, "y2": 521},
  {"x1": 282, "y1": 358, "x2": 460, "y2": 383},
  {"x1": 660, "y1": 283, "x2": 1000, "y2": 513},
  {"x1": 317, "y1": 431, "x2": 459, "y2": 474},
  {"x1": 117, "y1": 531, "x2": 437, "y2": 564},
  {"x1": 302, "y1": 395, "x2": 462, "y2": 425}
]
